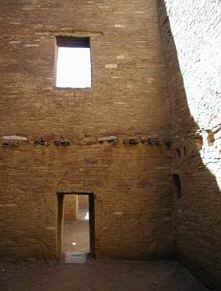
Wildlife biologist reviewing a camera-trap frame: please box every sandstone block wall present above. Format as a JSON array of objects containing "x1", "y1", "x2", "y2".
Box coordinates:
[
  {"x1": 158, "y1": 1, "x2": 221, "y2": 288},
  {"x1": 0, "y1": 0, "x2": 173, "y2": 259},
  {"x1": 64, "y1": 195, "x2": 77, "y2": 221},
  {"x1": 78, "y1": 195, "x2": 88, "y2": 210}
]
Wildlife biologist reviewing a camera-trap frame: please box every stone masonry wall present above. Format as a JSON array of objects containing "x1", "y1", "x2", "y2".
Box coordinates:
[
  {"x1": 64, "y1": 195, "x2": 77, "y2": 221},
  {"x1": 0, "y1": 0, "x2": 173, "y2": 259},
  {"x1": 78, "y1": 195, "x2": 88, "y2": 210},
  {"x1": 158, "y1": 1, "x2": 221, "y2": 288}
]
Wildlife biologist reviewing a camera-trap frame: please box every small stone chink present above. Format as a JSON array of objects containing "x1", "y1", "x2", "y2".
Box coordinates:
[
  {"x1": 98, "y1": 136, "x2": 118, "y2": 144},
  {"x1": 140, "y1": 137, "x2": 161, "y2": 146},
  {"x1": 128, "y1": 138, "x2": 139, "y2": 145},
  {"x1": 123, "y1": 138, "x2": 139, "y2": 145},
  {"x1": 164, "y1": 139, "x2": 172, "y2": 149},
  {"x1": 150, "y1": 138, "x2": 160, "y2": 146},
  {"x1": 194, "y1": 133, "x2": 203, "y2": 150},
  {"x1": 1, "y1": 142, "x2": 19, "y2": 148},
  {"x1": 206, "y1": 130, "x2": 215, "y2": 146},
  {"x1": 176, "y1": 148, "x2": 181, "y2": 159},
  {"x1": 80, "y1": 137, "x2": 96, "y2": 145},
  {"x1": 140, "y1": 138, "x2": 151, "y2": 145},
  {"x1": 54, "y1": 140, "x2": 71, "y2": 147},
  {"x1": 34, "y1": 138, "x2": 50, "y2": 146}
]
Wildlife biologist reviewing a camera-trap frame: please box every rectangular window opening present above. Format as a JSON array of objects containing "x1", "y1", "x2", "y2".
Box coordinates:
[{"x1": 56, "y1": 36, "x2": 92, "y2": 89}]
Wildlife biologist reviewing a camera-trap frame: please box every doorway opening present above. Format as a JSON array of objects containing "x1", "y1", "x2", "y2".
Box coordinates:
[{"x1": 57, "y1": 192, "x2": 95, "y2": 262}]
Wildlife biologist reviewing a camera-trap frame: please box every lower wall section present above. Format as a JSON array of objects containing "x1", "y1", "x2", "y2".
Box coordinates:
[{"x1": 0, "y1": 135, "x2": 173, "y2": 260}]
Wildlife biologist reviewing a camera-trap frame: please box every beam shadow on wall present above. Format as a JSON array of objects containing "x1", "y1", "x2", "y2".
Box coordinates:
[{"x1": 158, "y1": 1, "x2": 221, "y2": 289}]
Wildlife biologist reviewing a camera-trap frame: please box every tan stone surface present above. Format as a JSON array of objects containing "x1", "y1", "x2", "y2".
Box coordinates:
[
  {"x1": 158, "y1": 1, "x2": 221, "y2": 288},
  {"x1": 0, "y1": 0, "x2": 172, "y2": 261},
  {"x1": 0, "y1": 0, "x2": 220, "y2": 289},
  {"x1": 64, "y1": 195, "x2": 77, "y2": 221}
]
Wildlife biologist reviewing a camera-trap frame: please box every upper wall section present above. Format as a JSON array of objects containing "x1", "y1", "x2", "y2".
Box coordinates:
[
  {"x1": 0, "y1": 0, "x2": 169, "y2": 138},
  {"x1": 159, "y1": 0, "x2": 221, "y2": 136}
]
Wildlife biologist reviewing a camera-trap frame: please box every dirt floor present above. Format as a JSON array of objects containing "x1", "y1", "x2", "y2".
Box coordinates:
[
  {"x1": 0, "y1": 259, "x2": 211, "y2": 291},
  {"x1": 63, "y1": 209, "x2": 90, "y2": 253}
]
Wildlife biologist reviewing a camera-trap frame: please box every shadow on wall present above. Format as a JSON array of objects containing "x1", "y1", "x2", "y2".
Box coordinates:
[{"x1": 158, "y1": 1, "x2": 221, "y2": 289}]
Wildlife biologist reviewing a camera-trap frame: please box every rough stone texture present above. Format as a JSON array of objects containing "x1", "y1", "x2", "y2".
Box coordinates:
[
  {"x1": 0, "y1": 0, "x2": 173, "y2": 260},
  {"x1": 158, "y1": 0, "x2": 221, "y2": 288},
  {"x1": 64, "y1": 196, "x2": 77, "y2": 221},
  {"x1": 3, "y1": 0, "x2": 221, "y2": 288},
  {"x1": 78, "y1": 195, "x2": 89, "y2": 210}
]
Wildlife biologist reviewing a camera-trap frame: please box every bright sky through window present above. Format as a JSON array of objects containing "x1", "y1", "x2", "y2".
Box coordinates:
[{"x1": 56, "y1": 47, "x2": 91, "y2": 88}]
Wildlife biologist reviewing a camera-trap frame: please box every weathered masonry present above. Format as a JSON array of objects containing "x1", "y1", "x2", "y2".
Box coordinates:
[
  {"x1": 158, "y1": 0, "x2": 221, "y2": 288},
  {"x1": 0, "y1": 0, "x2": 221, "y2": 289},
  {"x1": 0, "y1": 0, "x2": 172, "y2": 260}
]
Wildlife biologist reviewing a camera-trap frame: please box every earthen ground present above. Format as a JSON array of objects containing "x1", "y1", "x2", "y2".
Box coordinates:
[
  {"x1": 63, "y1": 209, "x2": 90, "y2": 253},
  {"x1": 0, "y1": 259, "x2": 211, "y2": 291}
]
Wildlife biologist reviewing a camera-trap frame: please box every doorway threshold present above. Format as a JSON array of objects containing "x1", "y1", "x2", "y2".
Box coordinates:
[{"x1": 64, "y1": 252, "x2": 89, "y2": 264}]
